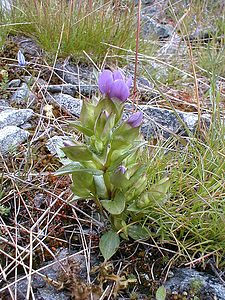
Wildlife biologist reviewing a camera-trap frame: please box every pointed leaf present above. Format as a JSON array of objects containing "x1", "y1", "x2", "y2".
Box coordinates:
[
  {"x1": 148, "y1": 177, "x2": 170, "y2": 205},
  {"x1": 127, "y1": 202, "x2": 141, "y2": 212},
  {"x1": 156, "y1": 286, "x2": 167, "y2": 300},
  {"x1": 62, "y1": 145, "x2": 93, "y2": 161},
  {"x1": 80, "y1": 100, "x2": 96, "y2": 130},
  {"x1": 55, "y1": 164, "x2": 103, "y2": 176},
  {"x1": 99, "y1": 231, "x2": 120, "y2": 260},
  {"x1": 128, "y1": 224, "x2": 150, "y2": 240},
  {"x1": 71, "y1": 172, "x2": 95, "y2": 197},
  {"x1": 70, "y1": 121, "x2": 93, "y2": 136},
  {"x1": 94, "y1": 175, "x2": 108, "y2": 198},
  {"x1": 54, "y1": 162, "x2": 82, "y2": 175},
  {"x1": 101, "y1": 191, "x2": 125, "y2": 215}
]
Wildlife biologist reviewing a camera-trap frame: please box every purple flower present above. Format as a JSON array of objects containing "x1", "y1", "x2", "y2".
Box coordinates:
[
  {"x1": 17, "y1": 50, "x2": 26, "y2": 67},
  {"x1": 117, "y1": 165, "x2": 127, "y2": 174},
  {"x1": 127, "y1": 111, "x2": 143, "y2": 128},
  {"x1": 98, "y1": 69, "x2": 132, "y2": 102}
]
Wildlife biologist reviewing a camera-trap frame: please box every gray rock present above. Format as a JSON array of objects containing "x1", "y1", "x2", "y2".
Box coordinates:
[
  {"x1": 36, "y1": 288, "x2": 70, "y2": 300},
  {"x1": 49, "y1": 93, "x2": 82, "y2": 117},
  {"x1": 46, "y1": 135, "x2": 75, "y2": 156},
  {"x1": 158, "y1": 34, "x2": 188, "y2": 56},
  {"x1": 8, "y1": 79, "x2": 21, "y2": 88},
  {"x1": 165, "y1": 268, "x2": 225, "y2": 300},
  {"x1": 0, "y1": 0, "x2": 11, "y2": 11},
  {"x1": 140, "y1": 105, "x2": 203, "y2": 138},
  {"x1": 46, "y1": 84, "x2": 77, "y2": 96},
  {"x1": 0, "y1": 126, "x2": 29, "y2": 154},
  {"x1": 0, "y1": 108, "x2": 34, "y2": 129},
  {"x1": 11, "y1": 35, "x2": 42, "y2": 56},
  {"x1": 10, "y1": 83, "x2": 36, "y2": 105},
  {"x1": 0, "y1": 99, "x2": 11, "y2": 112},
  {"x1": 1, "y1": 248, "x2": 85, "y2": 300},
  {"x1": 141, "y1": 17, "x2": 174, "y2": 39},
  {"x1": 55, "y1": 62, "x2": 97, "y2": 95}
]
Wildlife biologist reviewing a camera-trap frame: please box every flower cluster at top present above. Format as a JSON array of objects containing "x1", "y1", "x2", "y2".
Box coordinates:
[
  {"x1": 98, "y1": 69, "x2": 143, "y2": 128},
  {"x1": 98, "y1": 69, "x2": 132, "y2": 102}
]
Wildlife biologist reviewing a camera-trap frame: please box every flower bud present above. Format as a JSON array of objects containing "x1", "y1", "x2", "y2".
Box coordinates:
[
  {"x1": 117, "y1": 165, "x2": 127, "y2": 174},
  {"x1": 127, "y1": 111, "x2": 143, "y2": 128},
  {"x1": 17, "y1": 50, "x2": 26, "y2": 67}
]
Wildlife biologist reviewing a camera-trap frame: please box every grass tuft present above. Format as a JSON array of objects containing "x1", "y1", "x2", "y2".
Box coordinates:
[{"x1": 0, "y1": 0, "x2": 139, "y2": 61}]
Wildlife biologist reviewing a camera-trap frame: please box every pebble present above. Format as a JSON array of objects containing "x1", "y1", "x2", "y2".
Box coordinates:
[
  {"x1": 0, "y1": 108, "x2": 34, "y2": 129},
  {"x1": 0, "y1": 126, "x2": 29, "y2": 154},
  {"x1": 10, "y1": 83, "x2": 36, "y2": 105},
  {"x1": 48, "y1": 93, "x2": 82, "y2": 117}
]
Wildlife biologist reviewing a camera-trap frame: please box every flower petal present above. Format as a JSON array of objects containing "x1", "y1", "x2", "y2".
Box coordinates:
[
  {"x1": 109, "y1": 79, "x2": 130, "y2": 102},
  {"x1": 127, "y1": 111, "x2": 143, "y2": 128},
  {"x1": 98, "y1": 70, "x2": 113, "y2": 95},
  {"x1": 17, "y1": 50, "x2": 26, "y2": 67},
  {"x1": 112, "y1": 70, "x2": 124, "y2": 81},
  {"x1": 117, "y1": 165, "x2": 127, "y2": 174}
]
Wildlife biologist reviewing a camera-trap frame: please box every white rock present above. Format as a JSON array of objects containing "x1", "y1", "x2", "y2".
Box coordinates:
[
  {"x1": 0, "y1": 0, "x2": 11, "y2": 11},
  {"x1": 10, "y1": 83, "x2": 36, "y2": 105},
  {"x1": 0, "y1": 108, "x2": 34, "y2": 129},
  {"x1": 0, "y1": 126, "x2": 29, "y2": 154},
  {"x1": 48, "y1": 93, "x2": 82, "y2": 117}
]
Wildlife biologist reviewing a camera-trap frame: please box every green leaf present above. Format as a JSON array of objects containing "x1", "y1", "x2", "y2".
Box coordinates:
[
  {"x1": 110, "y1": 170, "x2": 130, "y2": 190},
  {"x1": 71, "y1": 172, "x2": 95, "y2": 197},
  {"x1": 79, "y1": 100, "x2": 96, "y2": 130},
  {"x1": 55, "y1": 163, "x2": 103, "y2": 176},
  {"x1": 156, "y1": 285, "x2": 167, "y2": 300},
  {"x1": 70, "y1": 121, "x2": 93, "y2": 136},
  {"x1": 54, "y1": 162, "x2": 82, "y2": 175},
  {"x1": 127, "y1": 202, "x2": 141, "y2": 212},
  {"x1": 94, "y1": 175, "x2": 108, "y2": 198},
  {"x1": 62, "y1": 145, "x2": 93, "y2": 161},
  {"x1": 101, "y1": 113, "x2": 116, "y2": 141},
  {"x1": 110, "y1": 123, "x2": 140, "y2": 150},
  {"x1": 113, "y1": 216, "x2": 128, "y2": 239},
  {"x1": 107, "y1": 142, "x2": 146, "y2": 171},
  {"x1": 99, "y1": 231, "x2": 120, "y2": 261},
  {"x1": 127, "y1": 224, "x2": 150, "y2": 240},
  {"x1": 101, "y1": 191, "x2": 125, "y2": 215},
  {"x1": 148, "y1": 177, "x2": 170, "y2": 205},
  {"x1": 62, "y1": 145, "x2": 103, "y2": 168}
]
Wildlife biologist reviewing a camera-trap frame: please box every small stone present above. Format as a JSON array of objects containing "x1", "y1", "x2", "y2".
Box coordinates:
[
  {"x1": 33, "y1": 193, "x2": 45, "y2": 208},
  {"x1": 1, "y1": 0, "x2": 11, "y2": 11},
  {"x1": 48, "y1": 93, "x2": 82, "y2": 117},
  {"x1": 0, "y1": 99, "x2": 11, "y2": 112},
  {"x1": 11, "y1": 35, "x2": 42, "y2": 56},
  {"x1": 140, "y1": 105, "x2": 202, "y2": 138},
  {"x1": 141, "y1": 17, "x2": 174, "y2": 39},
  {"x1": 46, "y1": 136, "x2": 75, "y2": 156},
  {"x1": 0, "y1": 108, "x2": 34, "y2": 129},
  {"x1": 22, "y1": 76, "x2": 47, "y2": 87},
  {"x1": 0, "y1": 126, "x2": 29, "y2": 154},
  {"x1": 54, "y1": 62, "x2": 97, "y2": 95},
  {"x1": 7, "y1": 79, "x2": 21, "y2": 88},
  {"x1": 164, "y1": 268, "x2": 225, "y2": 300},
  {"x1": 46, "y1": 84, "x2": 77, "y2": 96},
  {"x1": 10, "y1": 83, "x2": 36, "y2": 105}
]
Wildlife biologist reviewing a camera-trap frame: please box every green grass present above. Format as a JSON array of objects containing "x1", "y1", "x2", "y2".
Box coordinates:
[
  {"x1": 144, "y1": 88, "x2": 225, "y2": 264},
  {"x1": 0, "y1": 0, "x2": 140, "y2": 61},
  {"x1": 167, "y1": 0, "x2": 225, "y2": 77}
]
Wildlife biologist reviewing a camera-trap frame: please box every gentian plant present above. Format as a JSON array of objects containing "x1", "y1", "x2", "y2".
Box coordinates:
[{"x1": 56, "y1": 69, "x2": 170, "y2": 260}]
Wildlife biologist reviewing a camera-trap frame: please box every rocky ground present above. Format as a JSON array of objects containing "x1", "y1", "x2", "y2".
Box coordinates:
[{"x1": 0, "y1": 0, "x2": 225, "y2": 299}]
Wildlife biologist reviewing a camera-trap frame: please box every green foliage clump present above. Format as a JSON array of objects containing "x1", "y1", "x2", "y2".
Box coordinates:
[
  {"x1": 56, "y1": 69, "x2": 170, "y2": 260},
  {"x1": 0, "y1": 0, "x2": 138, "y2": 61}
]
